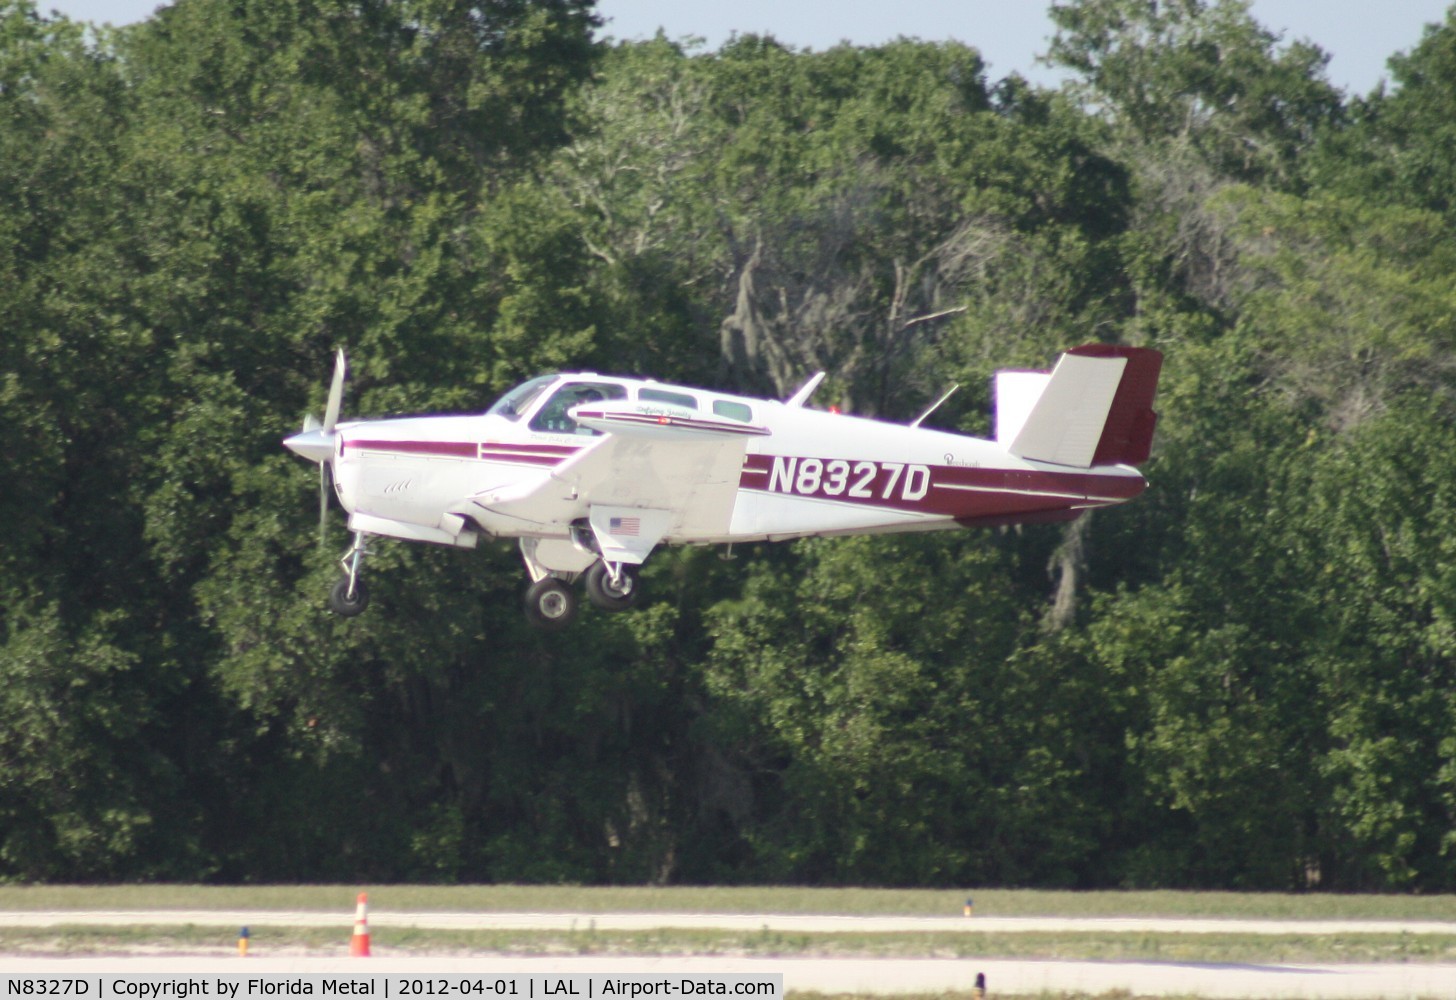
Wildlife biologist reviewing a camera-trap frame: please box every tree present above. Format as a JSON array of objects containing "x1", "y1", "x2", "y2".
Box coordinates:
[
  {"x1": 1200, "y1": 186, "x2": 1456, "y2": 429},
  {"x1": 1295, "y1": 405, "x2": 1456, "y2": 889},
  {"x1": 1352, "y1": 9, "x2": 1456, "y2": 217},
  {"x1": 1047, "y1": 0, "x2": 1342, "y2": 186},
  {"x1": 702, "y1": 531, "x2": 1130, "y2": 885},
  {"x1": 1, "y1": 0, "x2": 610, "y2": 880}
]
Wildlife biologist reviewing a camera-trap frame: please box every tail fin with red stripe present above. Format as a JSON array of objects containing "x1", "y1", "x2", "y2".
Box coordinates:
[{"x1": 996, "y1": 344, "x2": 1162, "y2": 468}]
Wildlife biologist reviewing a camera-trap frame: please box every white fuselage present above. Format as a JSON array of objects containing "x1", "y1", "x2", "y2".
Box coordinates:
[
  {"x1": 284, "y1": 347, "x2": 1161, "y2": 620},
  {"x1": 324, "y1": 373, "x2": 1145, "y2": 572}
]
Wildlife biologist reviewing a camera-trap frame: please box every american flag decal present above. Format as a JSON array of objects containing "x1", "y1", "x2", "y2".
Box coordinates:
[{"x1": 609, "y1": 516, "x2": 641, "y2": 536}]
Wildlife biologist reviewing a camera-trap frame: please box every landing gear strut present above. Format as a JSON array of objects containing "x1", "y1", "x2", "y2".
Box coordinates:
[{"x1": 328, "y1": 531, "x2": 371, "y2": 617}]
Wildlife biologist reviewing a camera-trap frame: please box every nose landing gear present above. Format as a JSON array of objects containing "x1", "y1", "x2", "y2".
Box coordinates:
[{"x1": 328, "y1": 531, "x2": 372, "y2": 617}]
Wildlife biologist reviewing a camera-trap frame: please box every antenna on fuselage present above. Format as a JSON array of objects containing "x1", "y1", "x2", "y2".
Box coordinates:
[
  {"x1": 785, "y1": 372, "x2": 826, "y2": 408},
  {"x1": 910, "y1": 384, "x2": 960, "y2": 428}
]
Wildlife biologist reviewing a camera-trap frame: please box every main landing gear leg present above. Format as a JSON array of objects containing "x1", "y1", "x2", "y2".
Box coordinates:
[
  {"x1": 519, "y1": 538, "x2": 581, "y2": 630},
  {"x1": 517, "y1": 537, "x2": 646, "y2": 628},
  {"x1": 328, "y1": 530, "x2": 371, "y2": 617}
]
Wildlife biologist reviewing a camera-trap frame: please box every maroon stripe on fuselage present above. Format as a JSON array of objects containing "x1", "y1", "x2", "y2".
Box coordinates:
[
  {"x1": 738, "y1": 454, "x2": 1144, "y2": 519},
  {"x1": 482, "y1": 441, "x2": 580, "y2": 456},
  {"x1": 347, "y1": 439, "x2": 478, "y2": 459},
  {"x1": 481, "y1": 440, "x2": 582, "y2": 466},
  {"x1": 574, "y1": 409, "x2": 770, "y2": 436},
  {"x1": 477, "y1": 451, "x2": 563, "y2": 467},
  {"x1": 933, "y1": 463, "x2": 1145, "y2": 500},
  {"x1": 343, "y1": 439, "x2": 582, "y2": 466}
]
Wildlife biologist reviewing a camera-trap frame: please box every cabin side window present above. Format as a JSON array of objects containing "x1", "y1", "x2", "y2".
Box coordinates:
[
  {"x1": 639, "y1": 388, "x2": 697, "y2": 410},
  {"x1": 530, "y1": 381, "x2": 626, "y2": 435},
  {"x1": 713, "y1": 400, "x2": 753, "y2": 423}
]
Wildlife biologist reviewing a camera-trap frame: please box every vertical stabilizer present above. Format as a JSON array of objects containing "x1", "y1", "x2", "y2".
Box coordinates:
[
  {"x1": 1075, "y1": 344, "x2": 1162, "y2": 466},
  {"x1": 995, "y1": 371, "x2": 1051, "y2": 448}
]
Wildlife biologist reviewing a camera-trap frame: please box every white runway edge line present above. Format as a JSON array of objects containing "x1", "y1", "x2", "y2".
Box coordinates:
[
  {"x1": 2, "y1": 911, "x2": 1456, "y2": 936},
  {"x1": 1, "y1": 956, "x2": 1455, "y2": 1000}
]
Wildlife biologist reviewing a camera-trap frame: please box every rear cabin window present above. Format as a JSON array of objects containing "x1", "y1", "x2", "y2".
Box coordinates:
[
  {"x1": 713, "y1": 400, "x2": 753, "y2": 423},
  {"x1": 639, "y1": 388, "x2": 697, "y2": 410}
]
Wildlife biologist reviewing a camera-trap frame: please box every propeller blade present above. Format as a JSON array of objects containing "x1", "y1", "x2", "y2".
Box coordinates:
[
  {"x1": 319, "y1": 462, "x2": 333, "y2": 547},
  {"x1": 322, "y1": 349, "x2": 347, "y2": 435},
  {"x1": 284, "y1": 352, "x2": 348, "y2": 547}
]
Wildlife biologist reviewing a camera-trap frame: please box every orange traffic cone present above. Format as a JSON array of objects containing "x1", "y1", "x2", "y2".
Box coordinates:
[{"x1": 350, "y1": 892, "x2": 371, "y2": 957}]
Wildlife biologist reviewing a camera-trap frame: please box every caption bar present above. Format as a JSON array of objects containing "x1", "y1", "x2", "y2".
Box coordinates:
[{"x1": 3, "y1": 977, "x2": 782, "y2": 1000}]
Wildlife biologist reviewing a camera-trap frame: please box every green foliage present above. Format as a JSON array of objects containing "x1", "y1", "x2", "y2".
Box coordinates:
[
  {"x1": 1047, "y1": 0, "x2": 1342, "y2": 185},
  {"x1": 3, "y1": 0, "x2": 1456, "y2": 890},
  {"x1": 559, "y1": 35, "x2": 1132, "y2": 415},
  {"x1": 1313, "y1": 9, "x2": 1456, "y2": 217},
  {"x1": 702, "y1": 534, "x2": 1118, "y2": 885},
  {"x1": 1207, "y1": 187, "x2": 1456, "y2": 427}
]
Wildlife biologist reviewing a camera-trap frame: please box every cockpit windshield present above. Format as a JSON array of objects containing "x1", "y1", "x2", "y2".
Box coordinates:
[{"x1": 486, "y1": 375, "x2": 558, "y2": 421}]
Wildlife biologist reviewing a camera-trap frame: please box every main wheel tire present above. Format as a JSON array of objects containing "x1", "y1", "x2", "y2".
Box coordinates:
[
  {"x1": 328, "y1": 577, "x2": 370, "y2": 617},
  {"x1": 584, "y1": 562, "x2": 641, "y2": 612},
  {"x1": 524, "y1": 577, "x2": 577, "y2": 630}
]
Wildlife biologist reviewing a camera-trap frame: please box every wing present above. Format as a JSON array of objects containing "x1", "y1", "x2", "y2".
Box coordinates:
[{"x1": 457, "y1": 408, "x2": 765, "y2": 553}]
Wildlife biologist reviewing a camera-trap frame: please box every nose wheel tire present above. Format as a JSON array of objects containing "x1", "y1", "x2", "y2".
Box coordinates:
[
  {"x1": 585, "y1": 562, "x2": 641, "y2": 612},
  {"x1": 328, "y1": 577, "x2": 370, "y2": 617},
  {"x1": 525, "y1": 577, "x2": 577, "y2": 630}
]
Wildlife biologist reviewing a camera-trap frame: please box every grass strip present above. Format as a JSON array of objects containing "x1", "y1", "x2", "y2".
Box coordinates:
[
  {"x1": 0, "y1": 886, "x2": 1453, "y2": 921},
  {"x1": 2, "y1": 925, "x2": 1454, "y2": 964}
]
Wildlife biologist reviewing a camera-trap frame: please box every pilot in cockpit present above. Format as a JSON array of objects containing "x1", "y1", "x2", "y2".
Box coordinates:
[{"x1": 531, "y1": 383, "x2": 616, "y2": 434}]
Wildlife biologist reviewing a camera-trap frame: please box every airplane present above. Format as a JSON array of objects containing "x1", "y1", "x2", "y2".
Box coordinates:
[{"x1": 284, "y1": 344, "x2": 1162, "y2": 628}]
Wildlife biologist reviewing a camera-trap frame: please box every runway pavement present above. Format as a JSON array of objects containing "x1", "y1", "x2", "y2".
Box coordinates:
[{"x1": 1, "y1": 910, "x2": 1454, "y2": 998}]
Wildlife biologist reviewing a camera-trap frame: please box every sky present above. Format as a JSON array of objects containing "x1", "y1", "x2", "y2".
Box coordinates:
[{"x1": 40, "y1": 0, "x2": 1455, "y2": 97}]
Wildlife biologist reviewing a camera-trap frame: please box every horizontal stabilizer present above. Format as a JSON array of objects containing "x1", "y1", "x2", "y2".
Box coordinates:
[
  {"x1": 1010, "y1": 354, "x2": 1126, "y2": 467},
  {"x1": 1004, "y1": 345, "x2": 1162, "y2": 468}
]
